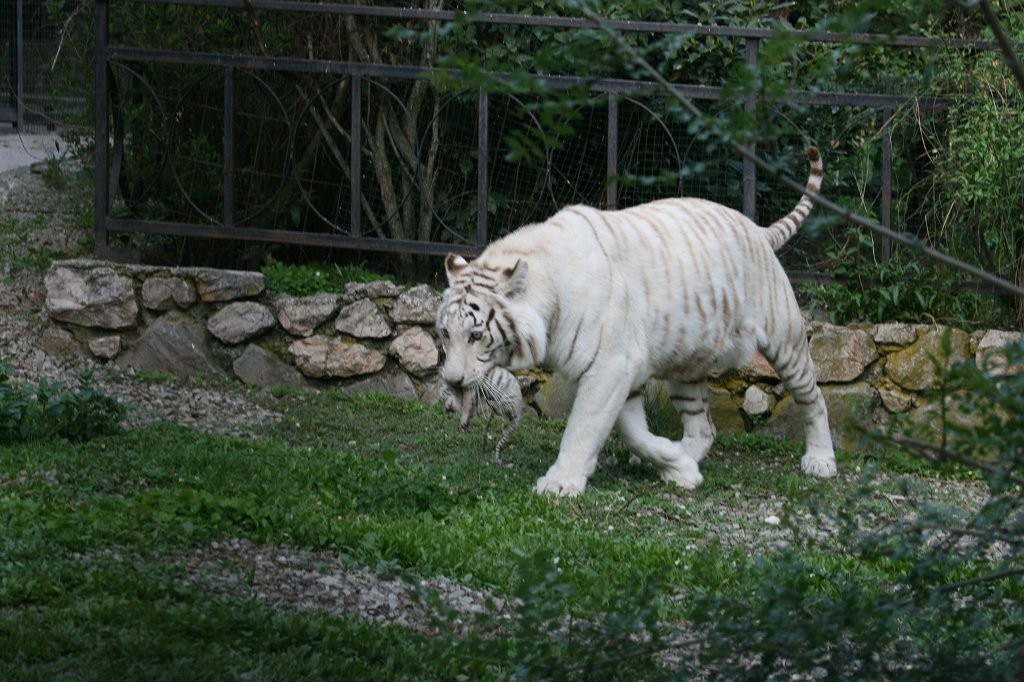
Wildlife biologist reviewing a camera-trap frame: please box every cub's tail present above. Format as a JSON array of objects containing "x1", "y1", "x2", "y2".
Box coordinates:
[{"x1": 764, "y1": 147, "x2": 823, "y2": 251}]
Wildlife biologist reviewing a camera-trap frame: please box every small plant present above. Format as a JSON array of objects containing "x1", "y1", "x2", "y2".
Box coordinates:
[
  {"x1": 0, "y1": 365, "x2": 125, "y2": 444},
  {"x1": 260, "y1": 261, "x2": 388, "y2": 296},
  {"x1": 261, "y1": 261, "x2": 345, "y2": 296}
]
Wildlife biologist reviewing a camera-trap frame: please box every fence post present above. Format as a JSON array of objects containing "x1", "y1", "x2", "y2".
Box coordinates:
[
  {"x1": 223, "y1": 66, "x2": 235, "y2": 228},
  {"x1": 881, "y1": 106, "x2": 893, "y2": 261},
  {"x1": 14, "y1": 0, "x2": 24, "y2": 128},
  {"x1": 742, "y1": 37, "x2": 759, "y2": 221},
  {"x1": 94, "y1": 0, "x2": 109, "y2": 250},
  {"x1": 476, "y1": 86, "x2": 489, "y2": 248},
  {"x1": 606, "y1": 95, "x2": 618, "y2": 209},
  {"x1": 350, "y1": 74, "x2": 362, "y2": 238}
]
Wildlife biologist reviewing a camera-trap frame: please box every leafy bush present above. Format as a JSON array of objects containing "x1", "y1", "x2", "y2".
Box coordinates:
[
  {"x1": 917, "y1": 54, "x2": 1024, "y2": 324},
  {"x1": 0, "y1": 365, "x2": 125, "y2": 445},
  {"x1": 796, "y1": 231, "x2": 1018, "y2": 329},
  {"x1": 685, "y1": 339, "x2": 1024, "y2": 678}
]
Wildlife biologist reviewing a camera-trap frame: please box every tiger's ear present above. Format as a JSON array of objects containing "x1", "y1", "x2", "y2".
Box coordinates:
[
  {"x1": 445, "y1": 254, "x2": 469, "y2": 284},
  {"x1": 502, "y1": 259, "x2": 528, "y2": 298}
]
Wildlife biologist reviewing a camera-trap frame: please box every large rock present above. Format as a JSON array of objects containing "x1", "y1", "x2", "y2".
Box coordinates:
[
  {"x1": 335, "y1": 299, "x2": 392, "y2": 339},
  {"x1": 343, "y1": 369, "x2": 419, "y2": 401},
  {"x1": 289, "y1": 336, "x2": 386, "y2": 379},
  {"x1": 88, "y1": 335, "x2": 121, "y2": 361},
  {"x1": 40, "y1": 326, "x2": 83, "y2": 359},
  {"x1": 742, "y1": 385, "x2": 772, "y2": 416},
  {"x1": 532, "y1": 372, "x2": 577, "y2": 419},
  {"x1": 274, "y1": 293, "x2": 340, "y2": 337},
  {"x1": 193, "y1": 268, "x2": 265, "y2": 302},
  {"x1": 141, "y1": 276, "x2": 196, "y2": 311},
  {"x1": 757, "y1": 382, "x2": 883, "y2": 452},
  {"x1": 233, "y1": 344, "x2": 307, "y2": 388},
  {"x1": 391, "y1": 284, "x2": 441, "y2": 324},
  {"x1": 740, "y1": 351, "x2": 779, "y2": 381},
  {"x1": 117, "y1": 312, "x2": 225, "y2": 378},
  {"x1": 45, "y1": 264, "x2": 138, "y2": 330},
  {"x1": 809, "y1": 324, "x2": 878, "y2": 383},
  {"x1": 873, "y1": 322, "x2": 917, "y2": 346},
  {"x1": 974, "y1": 329, "x2": 1023, "y2": 376},
  {"x1": 877, "y1": 381, "x2": 913, "y2": 413},
  {"x1": 706, "y1": 387, "x2": 746, "y2": 437},
  {"x1": 388, "y1": 326, "x2": 439, "y2": 376},
  {"x1": 886, "y1": 326, "x2": 970, "y2": 391},
  {"x1": 207, "y1": 302, "x2": 276, "y2": 345},
  {"x1": 344, "y1": 280, "x2": 401, "y2": 301}
]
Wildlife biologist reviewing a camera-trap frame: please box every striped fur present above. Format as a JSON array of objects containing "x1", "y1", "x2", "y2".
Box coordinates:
[
  {"x1": 440, "y1": 365, "x2": 523, "y2": 459},
  {"x1": 437, "y1": 147, "x2": 836, "y2": 496}
]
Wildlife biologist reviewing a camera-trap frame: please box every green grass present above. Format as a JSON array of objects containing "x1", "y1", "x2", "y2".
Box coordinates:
[{"x1": 0, "y1": 389, "x2": 1012, "y2": 679}]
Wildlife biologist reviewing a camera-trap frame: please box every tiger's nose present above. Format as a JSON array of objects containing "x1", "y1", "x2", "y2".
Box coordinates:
[{"x1": 444, "y1": 372, "x2": 464, "y2": 388}]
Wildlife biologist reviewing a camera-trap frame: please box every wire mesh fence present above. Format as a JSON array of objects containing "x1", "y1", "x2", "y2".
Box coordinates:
[
  {"x1": 4, "y1": 0, "x2": 1013, "y2": 300},
  {"x1": 1, "y1": 0, "x2": 88, "y2": 133}
]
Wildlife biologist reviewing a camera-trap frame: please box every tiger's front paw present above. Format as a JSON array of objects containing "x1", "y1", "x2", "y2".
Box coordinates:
[
  {"x1": 535, "y1": 468, "x2": 588, "y2": 497},
  {"x1": 801, "y1": 450, "x2": 837, "y2": 478},
  {"x1": 658, "y1": 456, "x2": 704, "y2": 490}
]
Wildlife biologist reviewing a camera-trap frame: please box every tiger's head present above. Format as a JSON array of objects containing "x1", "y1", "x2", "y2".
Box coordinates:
[{"x1": 436, "y1": 254, "x2": 546, "y2": 390}]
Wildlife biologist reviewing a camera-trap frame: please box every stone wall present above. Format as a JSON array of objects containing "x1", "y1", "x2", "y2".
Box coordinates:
[{"x1": 43, "y1": 259, "x2": 1021, "y2": 448}]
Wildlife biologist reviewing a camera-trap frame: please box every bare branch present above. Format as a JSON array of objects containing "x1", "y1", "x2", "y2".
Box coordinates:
[
  {"x1": 938, "y1": 566, "x2": 1024, "y2": 592},
  {"x1": 888, "y1": 434, "x2": 1024, "y2": 486}
]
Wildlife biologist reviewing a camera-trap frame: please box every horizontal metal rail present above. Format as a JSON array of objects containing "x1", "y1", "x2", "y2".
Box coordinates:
[
  {"x1": 131, "y1": 0, "x2": 1002, "y2": 51},
  {"x1": 95, "y1": 0, "x2": 984, "y2": 269}
]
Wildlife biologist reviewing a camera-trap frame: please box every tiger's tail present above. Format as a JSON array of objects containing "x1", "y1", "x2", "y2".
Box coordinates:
[{"x1": 763, "y1": 147, "x2": 823, "y2": 251}]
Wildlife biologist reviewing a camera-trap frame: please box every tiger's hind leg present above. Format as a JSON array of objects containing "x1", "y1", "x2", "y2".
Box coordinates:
[
  {"x1": 665, "y1": 381, "x2": 717, "y2": 464},
  {"x1": 616, "y1": 393, "x2": 703, "y2": 490},
  {"x1": 761, "y1": 335, "x2": 837, "y2": 477}
]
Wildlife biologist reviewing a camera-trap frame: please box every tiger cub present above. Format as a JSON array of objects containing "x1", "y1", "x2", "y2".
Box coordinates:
[{"x1": 440, "y1": 365, "x2": 523, "y2": 459}]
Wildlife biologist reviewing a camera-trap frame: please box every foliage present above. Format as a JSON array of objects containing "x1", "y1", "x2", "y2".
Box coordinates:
[
  {"x1": 260, "y1": 260, "x2": 387, "y2": 296},
  {"x1": 796, "y1": 230, "x2": 1018, "y2": 329},
  {"x1": 0, "y1": 365, "x2": 125, "y2": 445},
  {"x1": 49, "y1": 0, "x2": 1024, "y2": 321},
  {"x1": 914, "y1": 53, "x2": 1024, "y2": 323},
  {"x1": 681, "y1": 339, "x2": 1024, "y2": 678}
]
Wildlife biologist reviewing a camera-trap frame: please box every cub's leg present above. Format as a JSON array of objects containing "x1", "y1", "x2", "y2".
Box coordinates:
[
  {"x1": 535, "y1": 370, "x2": 631, "y2": 497},
  {"x1": 615, "y1": 394, "x2": 703, "y2": 489},
  {"x1": 761, "y1": 334, "x2": 837, "y2": 477},
  {"x1": 665, "y1": 380, "x2": 717, "y2": 463}
]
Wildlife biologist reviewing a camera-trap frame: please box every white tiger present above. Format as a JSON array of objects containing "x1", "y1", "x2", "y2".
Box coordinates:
[
  {"x1": 436, "y1": 147, "x2": 836, "y2": 496},
  {"x1": 439, "y1": 364, "x2": 523, "y2": 459}
]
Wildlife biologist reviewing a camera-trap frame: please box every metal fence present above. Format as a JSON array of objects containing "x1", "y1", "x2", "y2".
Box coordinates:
[
  {"x1": 92, "y1": 1, "x2": 993, "y2": 272},
  {"x1": 1, "y1": 0, "x2": 85, "y2": 132}
]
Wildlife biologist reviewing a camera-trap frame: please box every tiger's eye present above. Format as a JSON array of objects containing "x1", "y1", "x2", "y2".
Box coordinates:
[{"x1": 469, "y1": 331, "x2": 483, "y2": 342}]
